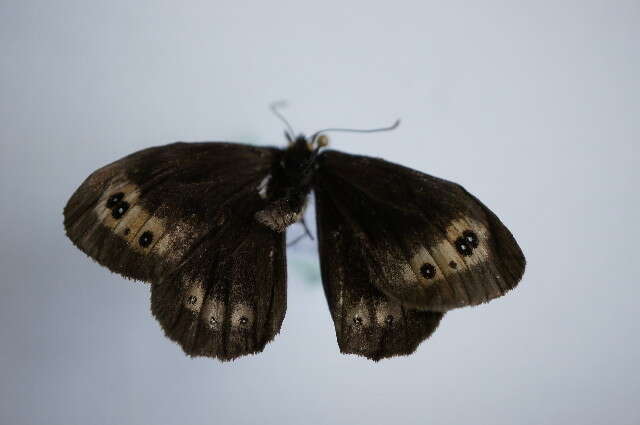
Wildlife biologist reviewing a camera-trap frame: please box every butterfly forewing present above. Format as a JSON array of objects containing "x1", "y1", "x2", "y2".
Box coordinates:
[
  {"x1": 64, "y1": 142, "x2": 278, "y2": 281},
  {"x1": 316, "y1": 150, "x2": 526, "y2": 312},
  {"x1": 64, "y1": 142, "x2": 287, "y2": 359}
]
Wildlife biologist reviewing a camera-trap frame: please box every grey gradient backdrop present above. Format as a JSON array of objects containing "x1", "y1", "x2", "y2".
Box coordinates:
[{"x1": 1, "y1": 1, "x2": 638, "y2": 424}]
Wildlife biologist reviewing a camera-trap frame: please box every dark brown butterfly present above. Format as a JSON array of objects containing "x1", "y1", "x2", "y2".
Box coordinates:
[{"x1": 63, "y1": 115, "x2": 525, "y2": 361}]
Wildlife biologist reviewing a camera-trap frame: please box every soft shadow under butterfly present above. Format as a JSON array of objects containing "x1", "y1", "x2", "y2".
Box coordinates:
[{"x1": 64, "y1": 107, "x2": 525, "y2": 361}]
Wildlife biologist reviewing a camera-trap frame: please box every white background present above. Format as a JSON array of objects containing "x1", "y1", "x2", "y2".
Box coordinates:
[{"x1": 1, "y1": 1, "x2": 638, "y2": 424}]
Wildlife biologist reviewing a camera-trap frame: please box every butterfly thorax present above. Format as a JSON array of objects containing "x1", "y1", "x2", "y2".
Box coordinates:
[{"x1": 254, "y1": 136, "x2": 318, "y2": 232}]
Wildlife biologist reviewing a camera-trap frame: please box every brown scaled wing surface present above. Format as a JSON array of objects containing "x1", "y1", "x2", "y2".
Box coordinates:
[
  {"x1": 314, "y1": 150, "x2": 525, "y2": 359},
  {"x1": 64, "y1": 142, "x2": 287, "y2": 360}
]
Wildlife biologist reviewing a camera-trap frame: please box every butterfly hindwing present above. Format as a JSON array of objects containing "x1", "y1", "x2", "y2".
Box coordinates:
[
  {"x1": 150, "y1": 195, "x2": 287, "y2": 360},
  {"x1": 315, "y1": 184, "x2": 444, "y2": 360},
  {"x1": 316, "y1": 150, "x2": 526, "y2": 312},
  {"x1": 64, "y1": 142, "x2": 287, "y2": 359}
]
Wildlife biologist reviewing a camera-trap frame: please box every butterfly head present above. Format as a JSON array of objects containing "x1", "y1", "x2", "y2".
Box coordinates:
[
  {"x1": 283, "y1": 134, "x2": 322, "y2": 172},
  {"x1": 286, "y1": 132, "x2": 330, "y2": 153},
  {"x1": 311, "y1": 133, "x2": 330, "y2": 150}
]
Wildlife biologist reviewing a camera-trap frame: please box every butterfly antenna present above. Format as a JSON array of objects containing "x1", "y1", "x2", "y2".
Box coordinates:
[
  {"x1": 311, "y1": 119, "x2": 401, "y2": 141},
  {"x1": 270, "y1": 101, "x2": 296, "y2": 141}
]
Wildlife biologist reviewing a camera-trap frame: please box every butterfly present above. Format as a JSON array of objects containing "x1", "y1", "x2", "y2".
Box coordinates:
[{"x1": 63, "y1": 111, "x2": 525, "y2": 361}]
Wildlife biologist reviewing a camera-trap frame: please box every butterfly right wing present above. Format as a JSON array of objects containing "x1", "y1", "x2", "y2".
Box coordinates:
[
  {"x1": 314, "y1": 184, "x2": 444, "y2": 361},
  {"x1": 64, "y1": 142, "x2": 287, "y2": 360}
]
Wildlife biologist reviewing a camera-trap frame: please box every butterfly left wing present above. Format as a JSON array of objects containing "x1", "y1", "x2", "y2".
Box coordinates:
[
  {"x1": 315, "y1": 150, "x2": 526, "y2": 313},
  {"x1": 64, "y1": 142, "x2": 287, "y2": 359}
]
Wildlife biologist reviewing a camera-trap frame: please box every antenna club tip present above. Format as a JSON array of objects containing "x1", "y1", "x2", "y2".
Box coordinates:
[{"x1": 270, "y1": 100, "x2": 289, "y2": 108}]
